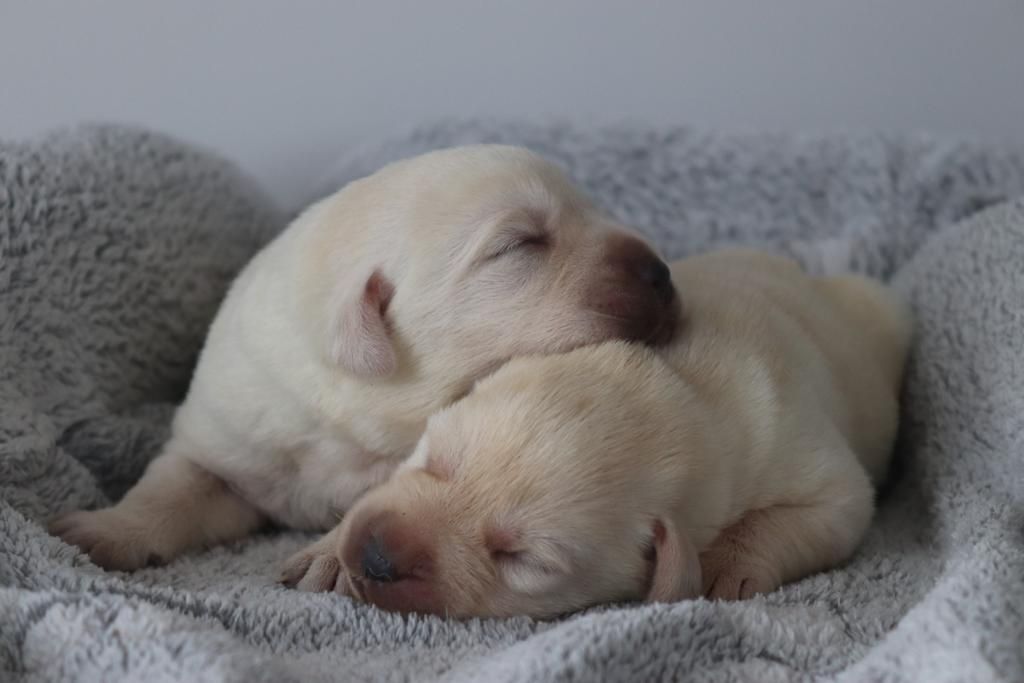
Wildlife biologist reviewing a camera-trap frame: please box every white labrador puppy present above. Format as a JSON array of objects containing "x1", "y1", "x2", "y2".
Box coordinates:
[
  {"x1": 290, "y1": 249, "x2": 911, "y2": 617},
  {"x1": 51, "y1": 145, "x2": 679, "y2": 570}
]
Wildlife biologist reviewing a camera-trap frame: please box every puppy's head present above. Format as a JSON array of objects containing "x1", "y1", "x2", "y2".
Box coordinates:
[
  {"x1": 306, "y1": 145, "x2": 679, "y2": 395},
  {"x1": 333, "y1": 342, "x2": 703, "y2": 618}
]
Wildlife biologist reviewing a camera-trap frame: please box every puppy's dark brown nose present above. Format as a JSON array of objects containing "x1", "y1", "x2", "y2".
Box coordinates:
[
  {"x1": 362, "y1": 535, "x2": 397, "y2": 582},
  {"x1": 606, "y1": 235, "x2": 676, "y2": 303},
  {"x1": 641, "y1": 257, "x2": 673, "y2": 303}
]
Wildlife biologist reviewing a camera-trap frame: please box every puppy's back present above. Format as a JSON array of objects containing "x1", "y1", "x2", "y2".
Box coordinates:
[
  {"x1": 815, "y1": 274, "x2": 913, "y2": 394},
  {"x1": 667, "y1": 249, "x2": 910, "y2": 487}
]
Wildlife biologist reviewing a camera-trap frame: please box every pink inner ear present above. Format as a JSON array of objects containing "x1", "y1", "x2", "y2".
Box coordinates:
[
  {"x1": 331, "y1": 269, "x2": 398, "y2": 377},
  {"x1": 365, "y1": 270, "x2": 395, "y2": 316}
]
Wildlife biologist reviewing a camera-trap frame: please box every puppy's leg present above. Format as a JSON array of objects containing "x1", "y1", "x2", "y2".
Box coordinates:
[
  {"x1": 50, "y1": 446, "x2": 264, "y2": 570},
  {"x1": 280, "y1": 522, "x2": 351, "y2": 595},
  {"x1": 700, "y1": 455, "x2": 875, "y2": 600}
]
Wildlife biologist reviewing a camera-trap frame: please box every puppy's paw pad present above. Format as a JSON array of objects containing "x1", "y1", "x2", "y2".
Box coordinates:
[
  {"x1": 280, "y1": 542, "x2": 348, "y2": 594},
  {"x1": 705, "y1": 567, "x2": 778, "y2": 601},
  {"x1": 48, "y1": 509, "x2": 153, "y2": 571},
  {"x1": 279, "y1": 550, "x2": 315, "y2": 587}
]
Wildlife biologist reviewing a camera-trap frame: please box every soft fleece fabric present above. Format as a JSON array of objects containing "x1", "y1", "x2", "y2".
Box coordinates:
[{"x1": 2, "y1": 121, "x2": 1023, "y2": 682}]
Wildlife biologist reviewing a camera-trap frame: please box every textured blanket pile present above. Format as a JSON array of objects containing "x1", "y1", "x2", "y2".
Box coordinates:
[{"x1": 2, "y1": 122, "x2": 1023, "y2": 682}]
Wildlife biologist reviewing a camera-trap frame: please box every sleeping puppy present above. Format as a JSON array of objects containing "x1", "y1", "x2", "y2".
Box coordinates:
[
  {"x1": 50, "y1": 145, "x2": 679, "y2": 571},
  {"x1": 285, "y1": 249, "x2": 911, "y2": 617}
]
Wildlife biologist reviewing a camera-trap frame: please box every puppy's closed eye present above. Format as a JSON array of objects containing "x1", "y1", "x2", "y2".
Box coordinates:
[
  {"x1": 488, "y1": 531, "x2": 570, "y2": 595},
  {"x1": 487, "y1": 229, "x2": 550, "y2": 261},
  {"x1": 496, "y1": 551, "x2": 567, "y2": 595}
]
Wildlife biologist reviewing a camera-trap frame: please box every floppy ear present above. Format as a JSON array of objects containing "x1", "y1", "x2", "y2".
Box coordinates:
[
  {"x1": 328, "y1": 268, "x2": 397, "y2": 377},
  {"x1": 645, "y1": 517, "x2": 702, "y2": 603}
]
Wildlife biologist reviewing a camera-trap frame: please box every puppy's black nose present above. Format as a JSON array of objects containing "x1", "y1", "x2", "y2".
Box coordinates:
[
  {"x1": 642, "y1": 258, "x2": 674, "y2": 302},
  {"x1": 362, "y1": 535, "x2": 397, "y2": 582}
]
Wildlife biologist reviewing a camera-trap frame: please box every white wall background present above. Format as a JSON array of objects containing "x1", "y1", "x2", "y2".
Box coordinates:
[{"x1": 2, "y1": 2, "x2": 1023, "y2": 210}]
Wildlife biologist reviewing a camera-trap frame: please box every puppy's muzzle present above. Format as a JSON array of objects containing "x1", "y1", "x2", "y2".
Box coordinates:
[
  {"x1": 341, "y1": 513, "x2": 444, "y2": 614},
  {"x1": 589, "y1": 234, "x2": 679, "y2": 345}
]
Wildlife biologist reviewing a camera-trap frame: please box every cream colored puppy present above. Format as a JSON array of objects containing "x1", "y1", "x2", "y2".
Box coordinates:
[
  {"x1": 50, "y1": 145, "x2": 679, "y2": 570},
  {"x1": 286, "y1": 249, "x2": 911, "y2": 617}
]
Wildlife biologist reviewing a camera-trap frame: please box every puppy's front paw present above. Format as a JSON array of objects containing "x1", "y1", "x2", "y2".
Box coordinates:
[
  {"x1": 49, "y1": 508, "x2": 164, "y2": 571},
  {"x1": 280, "y1": 536, "x2": 350, "y2": 595},
  {"x1": 702, "y1": 562, "x2": 780, "y2": 601}
]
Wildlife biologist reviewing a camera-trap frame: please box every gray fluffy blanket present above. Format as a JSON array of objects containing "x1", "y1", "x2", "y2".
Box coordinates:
[{"x1": 2, "y1": 122, "x2": 1024, "y2": 682}]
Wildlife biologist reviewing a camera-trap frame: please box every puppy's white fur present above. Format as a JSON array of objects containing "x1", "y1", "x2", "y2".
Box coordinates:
[
  {"x1": 51, "y1": 145, "x2": 677, "y2": 569},
  {"x1": 311, "y1": 249, "x2": 911, "y2": 618}
]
